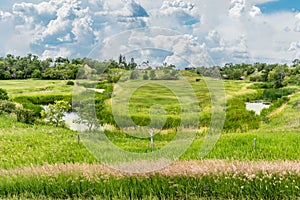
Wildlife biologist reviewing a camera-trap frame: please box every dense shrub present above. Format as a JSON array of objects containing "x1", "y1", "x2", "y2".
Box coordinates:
[
  {"x1": 96, "y1": 82, "x2": 113, "y2": 96},
  {"x1": 0, "y1": 100, "x2": 16, "y2": 114},
  {"x1": 0, "y1": 100, "x2": 36, "y2": 124},
  {"x1": 129, "y1": 114, "x2": 181, "y2": 129},
  {"x1": 0, "y1": 88, "x2": 8, "y2": 100},
  {"x1": 247, "y1": 82, "x2": 273, "y2": 89},
  {"x1": 66, "y1": 80, "x2": 74, "y2": 85},
  {"x1": 224, "y1": 98, "x2": 260, "y2": 132},
  {"x1": 262, "y1": 88, "x2": 297, "y2": 102},
  {"x1": 13, "y1": 96, "x2": 42, "y2": 117},
  {"x1": 199, "y1": 112, "x2": 211, "y2": 127},
  {"x1": 13, "y1": 95, "x2": 72, "y2": 117},
  {"x1": 15, "y1": 108, "x2": 36, "y2": 124},
  {"x1": 237, "y1": 91, "x2": 263, "y2": 102}
]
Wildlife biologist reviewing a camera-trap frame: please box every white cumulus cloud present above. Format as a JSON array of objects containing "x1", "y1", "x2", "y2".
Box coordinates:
[{"x1": 0, "y1": 0, "x2": 299, "y2": 66}]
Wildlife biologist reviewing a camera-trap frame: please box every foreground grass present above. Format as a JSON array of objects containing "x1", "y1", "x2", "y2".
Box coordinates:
[{"x1": 0, "y1": 172, "x2": 299, "y2": 199}]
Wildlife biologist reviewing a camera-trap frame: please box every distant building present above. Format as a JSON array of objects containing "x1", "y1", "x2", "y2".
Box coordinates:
[
  {"x1": 185, "y1": 67, "x2": 196, "y2": 70},
  {"x1": 137, "y1": 61, "x2": 151, "y2": 69},
  {"x1": 222, "y1": 74, "x2": 229, "y2": 79}
]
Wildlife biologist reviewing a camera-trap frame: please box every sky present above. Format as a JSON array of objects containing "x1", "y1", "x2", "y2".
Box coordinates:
[{"x1": 0, "y1": 0, "x2": 299, "y2": 67}]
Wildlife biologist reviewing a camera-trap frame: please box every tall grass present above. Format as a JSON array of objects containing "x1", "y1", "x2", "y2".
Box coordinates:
[
  {"x1": 0, "y1": 173, "x2": 299, "y2": 199},
  {"x1": 0, "y1": 115, "x2": 95, "y2": 170}
]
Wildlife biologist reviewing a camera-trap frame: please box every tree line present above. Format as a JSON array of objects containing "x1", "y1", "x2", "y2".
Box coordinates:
[
  {"x1": 197, "y1": 59, "x2": 300, "y2": 88},
  {"x1": 1, "y1": 53, "x2": 300, "y2": 89},
  {"x1": 0, "y1": 54, "x2": 138, "y2": 80}
]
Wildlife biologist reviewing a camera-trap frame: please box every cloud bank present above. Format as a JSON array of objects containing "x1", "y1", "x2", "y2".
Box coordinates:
[{"x1": 0, "y1": 0, "x2": 299, "y2": 67}]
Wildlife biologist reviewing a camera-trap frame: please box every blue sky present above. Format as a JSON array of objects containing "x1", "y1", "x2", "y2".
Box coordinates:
[
  {"x1": 257, "y1": 0, "x2": 300, "y2": 13},
  {"x1": 0, "y1": 0, "x2": 299, "y2": 67}
]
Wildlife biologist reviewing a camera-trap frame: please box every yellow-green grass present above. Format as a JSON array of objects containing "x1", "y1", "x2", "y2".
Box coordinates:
[
  {"x1": 1, "y1": 74, "x2": 300, "y2": 199},
  {"x1": 0, "y1": 115, "x2": 95, "y2": 170},
  {"x1": 1, "y1": 113, "x2": 300, "y2": 171},
  {"x1": 260, "y1": 90, "x2": 300, "y2": 132},
  {"x1": 1, "y1": 76, "x2": 300, "y2": 167},
  {"x1": 0, "y1": 172, "x2": 299, "y2": 199},
  {"x1": 223, "y1": 80, "x2": 256, "y2": 99},
  {"x1": 0, "y1": 79, "x2": 74, "y2": 97}
]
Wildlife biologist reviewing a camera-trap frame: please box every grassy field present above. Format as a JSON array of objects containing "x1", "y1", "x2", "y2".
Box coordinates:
[
  {"x1": 0, "y1": 115, "x2": 95, "y2": 170},
  {"x1": 0, "y1": 75, "x2": 300, "y2": 199},
  {"x1": 0, "y1": 79, "x2": 73, "y2": 97}
]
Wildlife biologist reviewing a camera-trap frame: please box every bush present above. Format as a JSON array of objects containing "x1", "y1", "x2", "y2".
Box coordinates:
[
  {"x1": 224, "y1": 98, "x2": 260, "y2": 132},
  {"x1": 143, "y1": 73, "x2": 149, "y2": 80},
  {"x1": 13, "y1": 95, "x2": 72, "y2": 118},
  {"x1": 247, "y1": 82, "x2": 272, "y2": 89},
  {"x1": 41, "y1": 100, "x2": 71, "y2": 127},
  {"x1": 66, "y1": 80, "x2": 74, "y2": 85},
  {"x1": 0, "y1": 88, "x2": 8, "y2": 100},
  {"x1": 15, "y1": 108, "x2": 36, "y2": 124},
  {"x1": 0, "y1": 100, "x2": 16, "y2": 114},
  {"x1": 13, "y1": 96, "x2": 42, "y2": 117},
  {"x1": 130, "y1": 71, "x2": 139, "y2": 80},
  {"x1": 262, "y1": 88, "x2": 297, "y2": 102}
]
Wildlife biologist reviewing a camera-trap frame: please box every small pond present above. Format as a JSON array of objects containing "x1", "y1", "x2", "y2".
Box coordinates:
[
  {"x1": 87, "y1": 88, "x2": 105, "y2": 93},
  {"x1": 245, "y1": 102, "x2": 270, "y2": 115},
  {"x1": 41, "y1": 105, "x2": 100, "y2": 132},
  {"x1": 41, "y1": 88, "x2": 105, "y2": 131}
]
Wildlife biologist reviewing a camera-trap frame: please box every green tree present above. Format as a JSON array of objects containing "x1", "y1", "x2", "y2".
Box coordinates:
[
  {"x1": 150, "y1": 70, "x2": 156, "y2": 80},
  {"x1": 143, "y1": 71, "x2": 149, "y2": 80},
  {"x1": 292, "y1": 59, "x2": 300, "y2": 67},
  {"x1": 74, "y1": 100, "x2": 100, "y2": 131},
  {"x1": 268, "y1": 65, "x2": 288, "y2": 88},
  {"x1": 32, "y1": 69, "x2": 41, "y2": 78},
  {"x1": 41, "y1": 100, "x2": 71, "y2": 127},
  {"x1": 130, "y1": 70, "x2": 139, "y2": 80}
]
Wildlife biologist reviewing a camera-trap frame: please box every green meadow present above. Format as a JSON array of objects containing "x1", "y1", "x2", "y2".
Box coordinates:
[{"x1": 0, "y1": 71, "x2": 300, "y2": 199}]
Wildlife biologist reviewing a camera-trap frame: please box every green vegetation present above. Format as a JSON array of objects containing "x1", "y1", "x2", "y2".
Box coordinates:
[
  {"x1": 0, "y1": 115, "x2": 95, "y2": 170},
  {"x1": 0, "y1": 173, "x2": 299, "y2": 199},
  {"x1": 0, "y1": 56, "x2": 300, "y2": 199},
  {"x1": 198, "y1": 59, "x2": 300, "y2": 89},
  {"x1": 0, "y1": 79, "x2": 73, "y2": 97},
  {"x1": 0, "y1": 88, "x2": 8, "y2": 100},
  {"x1": 41, "y1": 100, "x2": 71, "y2": 127}
]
